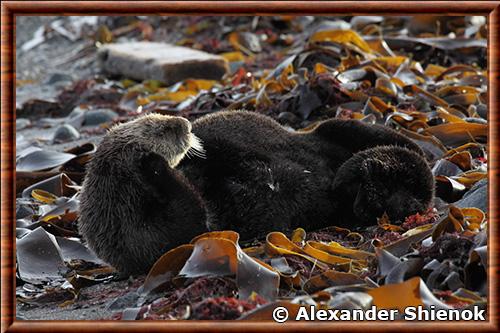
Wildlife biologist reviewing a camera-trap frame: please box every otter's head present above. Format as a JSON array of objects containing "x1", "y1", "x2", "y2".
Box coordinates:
[
  {"x1": 332, "y1": 146, "x2": 434, "y2": 226},
  {"x1": 107, "y1": 113, "x2": 205, "y2": 168}
]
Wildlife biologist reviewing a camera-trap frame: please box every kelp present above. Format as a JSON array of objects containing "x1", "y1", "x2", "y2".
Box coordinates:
[{"x1": 16, "y1": 15, "x2": 487, "y2": 320}]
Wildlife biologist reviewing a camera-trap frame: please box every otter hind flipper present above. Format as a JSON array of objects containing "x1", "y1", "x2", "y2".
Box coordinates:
[{"x1": 313, "y1": 118, "x2": 425, "y2": 157}]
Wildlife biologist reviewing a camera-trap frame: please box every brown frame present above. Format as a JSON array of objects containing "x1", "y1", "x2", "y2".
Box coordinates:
[{"x1": 1, "y1": 1, "x2": 499, "y2": 332}]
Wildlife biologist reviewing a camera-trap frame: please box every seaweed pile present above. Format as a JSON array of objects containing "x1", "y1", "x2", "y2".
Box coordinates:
[{"x1": 16, "y1": 15, "x2": 487, "y2": 320}]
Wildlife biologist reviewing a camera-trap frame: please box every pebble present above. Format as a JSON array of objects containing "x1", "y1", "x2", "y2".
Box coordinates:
[
  {"x1": 83, "y1": 109, "x2": 119, "y2": 126},
  {"x1": 455, "y1": 178, "x2": 487, "y2": 212},
  {"x1": 52, "y1": 124, "x2": 80, "y2": 143}
]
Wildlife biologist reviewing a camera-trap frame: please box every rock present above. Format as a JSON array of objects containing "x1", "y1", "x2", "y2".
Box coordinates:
[
  {"x1": 454, "y1": 178, "x2": 487, "y2": 212},
  {"x1": 83, "y1": 109, "x2": 119, "y2": 126},
  {"x1": 476, "y1": 104, "x2": 487, "y2": 119},
  {"x1": 53, "y1": 124, "x2": 80, "y2": 143},
  {"x1": 98, "y1": 42, "x2": 228, "y2": 86},
  {"x1": 431, "y1": 159, "x2": 462, "y2": 177}
]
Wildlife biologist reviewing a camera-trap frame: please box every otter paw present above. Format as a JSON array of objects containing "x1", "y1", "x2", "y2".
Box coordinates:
[{"x1": 139, "y1": 152, "x2": 173, "y2": 200}]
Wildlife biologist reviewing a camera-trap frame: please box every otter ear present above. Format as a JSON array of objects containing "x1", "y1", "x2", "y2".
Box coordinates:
[{"x1": 361, "y1": 158, "x2": 389, "y2": 176}]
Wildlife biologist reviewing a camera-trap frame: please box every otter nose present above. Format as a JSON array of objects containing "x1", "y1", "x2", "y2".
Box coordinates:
[
  {"x1": 175, "y1": 117, "x2": 191, "y2": 134},
  {"x1": 386, "y1": 193, "x2": 423, "y2": 221}
]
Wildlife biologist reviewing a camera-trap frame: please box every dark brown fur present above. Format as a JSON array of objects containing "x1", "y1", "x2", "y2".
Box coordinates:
[
  {"x1": 78, "y1": 114, "x2": 208, "y2": 274},
  {"x1": 78, "y1": 110, "x2": 434, "y2": 273},
  {"x1": 182, "y1": 111, "x2": 433, "y2": 237}
]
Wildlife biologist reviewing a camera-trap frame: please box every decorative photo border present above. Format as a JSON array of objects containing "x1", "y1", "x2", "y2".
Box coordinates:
[{"x1": 1, "y1": 1, "x2": 498, "y2": 332}]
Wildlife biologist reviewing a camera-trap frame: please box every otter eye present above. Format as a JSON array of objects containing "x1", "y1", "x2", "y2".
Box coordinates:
[{"x1": 162, "y1": 124, "x2": 178, "y2": 133}]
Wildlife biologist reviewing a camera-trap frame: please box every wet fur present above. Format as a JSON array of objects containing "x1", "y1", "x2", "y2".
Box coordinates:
[
  {"x1": 78, "y1": 114, "x2": 207, "y2": 273},
  {"x1": 78, "y1": 110, "x2": 434, "y2": 273}
]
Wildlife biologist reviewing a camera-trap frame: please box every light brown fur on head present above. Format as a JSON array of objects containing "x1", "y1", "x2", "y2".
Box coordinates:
[{"x1": 107, "y1": 113, "x2": 205, "y2": 168}]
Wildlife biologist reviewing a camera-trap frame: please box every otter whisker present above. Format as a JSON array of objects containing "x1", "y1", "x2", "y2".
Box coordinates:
[
  {"x1": 189, "y1": 149, "x2": 206, "y2": 159},
  {"x1": 190, "y1": 134, "x2": 205, "y2": 151},
  {"x1": 188, "y1": 134, "x2": 206, "y2": 159},
  {"x1": 193, "y1": 148, "x2": 207, "y2": 157},
  {"x1": 185, "y1": 149, "x2": 195, "y2": 159}
]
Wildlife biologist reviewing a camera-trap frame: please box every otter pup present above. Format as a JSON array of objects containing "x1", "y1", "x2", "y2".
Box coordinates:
[{"x1": 78, "y1": 111, "x2": 434, "y2": 273}]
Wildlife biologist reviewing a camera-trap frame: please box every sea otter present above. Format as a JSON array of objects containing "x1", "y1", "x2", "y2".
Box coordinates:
[
  {"x1": 78, "y1": 110, "x2": 434, "y2": 273},
  {"x1": 78, "y1": 114, "x2": 208, "y2": 273}
]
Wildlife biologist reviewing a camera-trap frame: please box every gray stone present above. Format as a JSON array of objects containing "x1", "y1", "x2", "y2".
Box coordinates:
[
  {"x1": 455, "y1": 178, "x2": 487, "y2": 212},
  {"x1": 83, "y1": 109, "x2": 119, "y2": 126},
  {"x1": 53, "y1": 124, "x2": 80, "y2": 143},
  {"x1": 98, "y1": 42, "x2": 228, "y2": 86},
  {"x1": 431, "y1": 159, "x2": 462, "y2": 177},
  {"x1": 476, "y1": 104, "x2": 487, "y2": 119}
]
